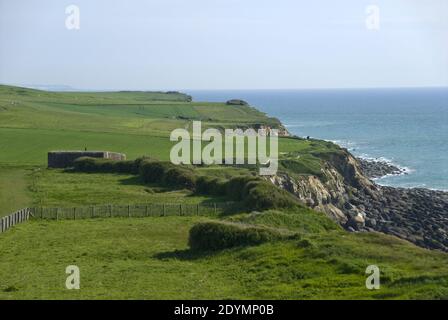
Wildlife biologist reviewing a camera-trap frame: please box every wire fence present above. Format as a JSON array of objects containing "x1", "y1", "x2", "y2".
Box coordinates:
[{"x1": 30, "y1": 202, "x2": 240, "y2": 220}]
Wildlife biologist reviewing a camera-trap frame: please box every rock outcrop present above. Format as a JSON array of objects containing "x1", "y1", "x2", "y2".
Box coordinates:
[
  {"x1": 270, "y1": 148, "x2": 448, "y2": 252},
  {"x1": 357, "y1": 158, "x2": 407, "y2": 179}
]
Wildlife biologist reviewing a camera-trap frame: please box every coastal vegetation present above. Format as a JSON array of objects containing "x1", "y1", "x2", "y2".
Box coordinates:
[{"x1": 0, "y1": 85, "x2": 447, "y2": 299}]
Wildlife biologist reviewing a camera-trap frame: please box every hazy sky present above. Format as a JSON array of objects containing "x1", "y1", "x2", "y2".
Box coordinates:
[{"x1": 1, "y1": 0, "x2": 447, "y2": 90}]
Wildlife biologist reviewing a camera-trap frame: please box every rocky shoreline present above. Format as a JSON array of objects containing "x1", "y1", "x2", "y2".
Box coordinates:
[
  {"x1": 272, "y1": 148, "x2": 448, "y2": 252},
  {"x1": 357, "y1": 158, "x2": 407, "y2": 179},
  {"x1": 349, "y1": 159, "x2": 448, "y2": 252}
]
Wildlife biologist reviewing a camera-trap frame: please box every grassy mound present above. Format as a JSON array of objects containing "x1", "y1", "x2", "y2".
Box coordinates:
[
  {"x1": 139, "y1": 160, "x2": 176, "y2": 183},
  {"x1": 196, "y1": 175, "x2": 301, "y2": 211},
  {"x1": 242, "y1": 180, "x2": 299, "y2": 211},
  {"x1": 195, "y1": 176, "x2": 227, "y2": 195},
  {"x1": 228, "y1": 209, "x2": 340, "y2": 234},
  {"x1": 188, "y1": 221, "x2": 293, "y2": 251}
]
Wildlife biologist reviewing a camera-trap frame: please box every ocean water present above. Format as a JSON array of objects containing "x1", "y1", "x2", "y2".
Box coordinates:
[{"x1": 189, "y1": 88, "x2": 448, "y2": 191}]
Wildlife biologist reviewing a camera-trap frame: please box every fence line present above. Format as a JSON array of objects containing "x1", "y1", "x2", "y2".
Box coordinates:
[
  {"x1": 0, "y1": 208, "x2": 32, "y2": 234},
  {"x1": 31, "y1": 202, "x2": 239, "y2": 220},
  {"x1": 0, "y1": 202, "x2": 240, "y2": 234}
]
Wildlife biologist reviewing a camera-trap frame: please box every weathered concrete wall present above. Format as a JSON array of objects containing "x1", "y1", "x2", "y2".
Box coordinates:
[{"x1": 48, "y1": 151, "x2": 126, "y2": 168}]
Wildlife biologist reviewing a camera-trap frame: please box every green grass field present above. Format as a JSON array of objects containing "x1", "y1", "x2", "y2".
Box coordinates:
[
  {"x1": 29, "y1": 169, "x2": 227, "y2": 208},
  {"x1": 0, "y1": 166, "x2": 32, "y2": 217},
  {"x1": 1, "y1": 217, "x2": 447, "y2": 299},
  {"x1": 1, "y1": 84, "x2": 447, "y2": 300}
]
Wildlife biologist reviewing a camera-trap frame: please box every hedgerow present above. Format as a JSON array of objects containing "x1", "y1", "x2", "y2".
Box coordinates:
[{"x1": 188, "y1": 221, "x2": 291, "y2": 251}]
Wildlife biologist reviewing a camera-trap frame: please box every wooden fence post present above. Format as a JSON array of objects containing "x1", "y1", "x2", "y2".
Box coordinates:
[
  {"x1": 128, "y1": 205, "x2": 131, "y2": 217},
  {"x1": 179, "y1": 204, "x2": 182, "y2": 216},
  {"x1": 162, "y1": 204, "x2": 165, "y2": 216},
  {"x1": 56, "y1": 208, "x2": 59, "y2": 221},
  {"x1": 73, "y1": 207, "x2": 76, "y2": 220},
  {"x1": 109, "y1": 205, "x2": 112, "y2": 218},
  {"x1": 214, "y1": 203, "x2": 217, "y2": 215}
]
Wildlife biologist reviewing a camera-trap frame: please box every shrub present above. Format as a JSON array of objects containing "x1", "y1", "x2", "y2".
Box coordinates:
[
  {"x1": 225, "y1": 175, "x2": 260, "y2": 201},
  {"x1": 134, "y1": 156, "x2": 151, "y2": 169},
  {"x1": 188, "y1": 221, "x2": 286, "y2": 251},
  {"x1": 73, "y1": 157, "x2": 140, "y2": 174},
  {"x1": 243, "y1": 181, "x2": 300, "y2": 211},
  {"x1": 114, "y1": 160, "x2": 140, "y2": 174},
  {"x1": 74, "y1": 158, "x2": 301, "y2": 212},
  {"x1": 162, "y1": 167, "x2": 197, "y2": 190},
  {"x1": 73, "y1": 157, "x2": 116, "y2": 173},
  {"x1": 196, "y1": 176, "x2": 227, "y2": 196},
  {"x1": 139, "y1": 160, "x2": 175, "y2": 183},
  {"x1": 73, "y1": 157, "x2": 96, "y2": 172}
]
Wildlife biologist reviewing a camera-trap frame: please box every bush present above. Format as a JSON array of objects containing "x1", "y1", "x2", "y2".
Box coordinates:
[
  {"x1": 73, "y1": 157, "x2": 141, "y2": 174},
  {"x1": 73, "y1": 157, "x2": 97, "y2": 172},
  {"x1": 196, "y1": 176, "x2": 227, "y2": 196},
  {"x1": 196, "y1": 174, "x2": 301, "y2": 211},
  {"x1": 225, "y1": 175, "x2": 260, "y2": 201},
  {"x1": 73, "y1": 157, "x2": 116, "y2": 173},
  {"x1": 134, "y1": 156, "x2": 151, "y2": 169},
  {"x1": 114, "y1": 159, "x2": 140, "y2": 174},
  {"x1": 243, "y1": 181, "x2": 300, "y2": 211},
  {"x1": 162, "y1": 167, "x2": 197, "y2": 190},
  {"x1": 74, "y1": 158, "x2": 301, "y2": 212},
  {"x1": 188, "y1": 221, "x2": 285, "y2": 251},
  {"x1": 139, "y1": 160, "x2": 175, "y2": 183}
]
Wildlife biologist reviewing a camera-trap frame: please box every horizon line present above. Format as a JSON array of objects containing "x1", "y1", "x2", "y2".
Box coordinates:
[{"x1": 2, "y1": 83, "x2": 448, "y2": 93}]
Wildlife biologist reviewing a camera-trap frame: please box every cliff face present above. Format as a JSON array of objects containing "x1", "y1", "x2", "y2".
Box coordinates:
[
  {"x1": 270, "y1": 148, "x2": 448, "y2": 252},
  {"x1": 271, "y1": 149, "x2": 374, "y2": 226}
]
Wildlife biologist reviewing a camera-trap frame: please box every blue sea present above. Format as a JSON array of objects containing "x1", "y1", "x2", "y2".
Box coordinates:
[{"x1": 189, "y1": 88, "x2": 448, "y2": 191}]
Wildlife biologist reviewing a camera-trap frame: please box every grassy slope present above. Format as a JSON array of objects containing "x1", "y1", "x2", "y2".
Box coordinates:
[
  {"x1": 29, "y1": 169, "x2": 226, "y2": 208},
  {"x1": 1, "y1": 85, "x2": 447, "y2": 300},
  {"x1": 0, "y1": 85, "x2": 286, "y2": 165},
  {"x1": 1, "y1": 217, "x2": 447, "y2": 299}
]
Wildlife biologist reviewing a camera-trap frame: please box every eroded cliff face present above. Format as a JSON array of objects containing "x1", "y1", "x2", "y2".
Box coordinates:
[
  {"x1": 270, "y1": 149, "x2": 375, "y2": 227},
  {"x1": 270, "y1": 149, "x2": 448, "y2": 252}
]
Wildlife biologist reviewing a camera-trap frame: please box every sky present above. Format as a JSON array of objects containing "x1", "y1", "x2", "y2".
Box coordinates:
[{"x1": 0, "y1": 0, "x2": 447, "y2": 90}]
